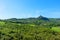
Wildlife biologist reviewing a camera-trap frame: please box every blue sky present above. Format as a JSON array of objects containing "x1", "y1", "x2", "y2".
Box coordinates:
[{"x1": 0, "y1": 0, "x2": 60, "y2": 19}]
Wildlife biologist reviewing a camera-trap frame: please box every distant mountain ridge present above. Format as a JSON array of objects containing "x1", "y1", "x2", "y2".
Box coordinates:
[
  {"x1": 0, "y1": 15, "x2": 60, "y2": 26},
  {"x1": 6, "y1": 15, "x2": 49, "y2": 21}
]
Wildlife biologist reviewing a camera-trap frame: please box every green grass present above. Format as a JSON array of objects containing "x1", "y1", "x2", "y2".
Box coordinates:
[
  {"x1": 51, "y1": 27, "x2": 60, "y2": 32},
  {"x1": 0, "y1": 21, "x2": 5, "y2": 25}
]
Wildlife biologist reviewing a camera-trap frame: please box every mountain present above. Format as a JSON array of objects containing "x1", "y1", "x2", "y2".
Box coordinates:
[
  {"x1": 0, "y1": 15, "x2": 60, "y2": 26},
  {"x1": 2, "y1": 15, "x2": 50, "y2": 25},
  {"x1": 6, "y1": 15, "x2": 49, "y2": 21},
  {"x1": 37, "y1": 15, "x2": 49, "y2": 21}
]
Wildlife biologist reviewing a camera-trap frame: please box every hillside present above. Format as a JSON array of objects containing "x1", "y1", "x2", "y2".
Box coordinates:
[
  {"x1": 3, "y1": 16, "x2": 60, "y2": 26},
  {"x1": 0, "y1": 16, "x2": 60, "y2": 40}
]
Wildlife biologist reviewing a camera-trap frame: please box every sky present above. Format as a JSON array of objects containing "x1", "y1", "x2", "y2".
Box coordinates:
[{"x1": 0, "y1": 0, "x2": 60, "y2": 19}]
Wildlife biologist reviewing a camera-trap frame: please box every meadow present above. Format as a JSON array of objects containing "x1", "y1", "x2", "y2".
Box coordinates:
[{"x1": 0, "y1": 16, "x2": 60, "y2": 40}]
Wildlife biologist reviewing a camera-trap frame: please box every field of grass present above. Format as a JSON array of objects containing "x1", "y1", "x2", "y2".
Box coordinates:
[
  {"x1": 51, "y1": 27, "x2": 60, "y2": 32},
  {"x1": 0, "y1": 21, "x2": 5, "y2": 25}
]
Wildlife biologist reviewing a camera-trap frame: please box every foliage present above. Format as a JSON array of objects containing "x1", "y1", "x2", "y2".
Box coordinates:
[{"x1": 0, "y1": 16, "x2": 60, "y2": 40}]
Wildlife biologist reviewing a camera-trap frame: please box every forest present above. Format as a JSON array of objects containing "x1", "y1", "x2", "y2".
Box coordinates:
[{"x1": 0, "y1": 16, "x2": 60, "y2": 40}]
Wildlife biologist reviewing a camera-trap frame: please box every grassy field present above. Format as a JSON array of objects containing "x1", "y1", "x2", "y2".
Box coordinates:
[{"x1": 51, "y1": 27, "x2": 60, "y2": 32}]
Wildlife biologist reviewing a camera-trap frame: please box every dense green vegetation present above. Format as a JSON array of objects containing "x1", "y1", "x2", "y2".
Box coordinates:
[
  {"x1": 51, "y1": 27, "x2": 60, "y2": 32},
  {"x1": 0, "y1": 16, "x2": 60, "y2": 40}
]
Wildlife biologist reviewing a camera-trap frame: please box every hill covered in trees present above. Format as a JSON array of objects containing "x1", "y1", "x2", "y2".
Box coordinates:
[{"x1": 0, "y1": 16, "x2": 60, "y2": 40}]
